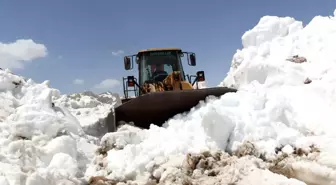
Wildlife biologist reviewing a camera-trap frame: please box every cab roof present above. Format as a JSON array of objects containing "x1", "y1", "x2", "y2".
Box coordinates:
[{"x1": 137, "y1": 48, "x2": 182, "y2": 54}]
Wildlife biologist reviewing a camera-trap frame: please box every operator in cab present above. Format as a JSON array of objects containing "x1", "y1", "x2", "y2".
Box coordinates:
[{"x1": 152, "y1": 63, "x2": 168, "y2": 81}]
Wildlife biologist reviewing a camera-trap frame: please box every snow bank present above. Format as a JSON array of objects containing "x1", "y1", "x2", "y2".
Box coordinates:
[
  {"x1": 86, "y1": 11, "x2": 336, "y2": 185},
  {"x1": 219, "y1": 14, "x2": 336, "y2": 154},
  {"x1": 0, "y1": 69, "x2": 98, "y2": 185},
  {"x1": 53, "y1": 91, "x2": 121, "y2": 138}
]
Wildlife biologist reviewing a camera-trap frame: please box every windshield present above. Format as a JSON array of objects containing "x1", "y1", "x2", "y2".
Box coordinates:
[{"x1": 139, "y1": 51, "x2": 185, "y2": 85}]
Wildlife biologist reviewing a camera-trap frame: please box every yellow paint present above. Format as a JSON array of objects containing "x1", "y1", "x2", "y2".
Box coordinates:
[{"x1": 138, "y1": 48, "x2": 182, "y2": 53}]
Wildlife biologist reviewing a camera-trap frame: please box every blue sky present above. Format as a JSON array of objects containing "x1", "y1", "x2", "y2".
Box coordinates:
[{"x1": 0, "y1": 0, "x2": 335, "y2": 95}]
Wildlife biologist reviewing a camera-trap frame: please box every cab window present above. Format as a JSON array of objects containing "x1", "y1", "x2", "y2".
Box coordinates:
[{"x1": 139, "y1": 51, "x2": 184, "y2": 84}]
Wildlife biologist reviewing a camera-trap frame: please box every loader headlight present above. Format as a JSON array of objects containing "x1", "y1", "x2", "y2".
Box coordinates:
[
  {"x1": 127, "y1": 76, "x2": 135, "y2": 87},
  {"x1": 196, "y1": 71, "x2": 205, "y2": 81}
]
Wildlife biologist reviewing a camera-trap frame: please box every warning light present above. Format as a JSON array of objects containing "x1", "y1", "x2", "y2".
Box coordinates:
[
  {"x1": 196, "y1": 71, "x2": 205, "y2": 81},
  {"x1": 127, "y1": 76, "x2": 135, "y2": 87}
]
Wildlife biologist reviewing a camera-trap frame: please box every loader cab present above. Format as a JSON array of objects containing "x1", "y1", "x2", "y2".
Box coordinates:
[
  {"x1": 122, "y1": 48, "x2": 199, "y2": 98},
  {"x1": 137, "y1": 49, "x2": 186, "y2": 85}
]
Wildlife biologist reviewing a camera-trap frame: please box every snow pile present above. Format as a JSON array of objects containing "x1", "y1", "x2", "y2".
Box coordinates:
[
  {"x1": 53, "y1": 91, "x2": 121, "y2": 137},
  {"x1": 0, "y1": 69, "x2": 98, "y2": 185},
  {"x1": 86, "y1": 11, "x2": 336, "y2": 185}
]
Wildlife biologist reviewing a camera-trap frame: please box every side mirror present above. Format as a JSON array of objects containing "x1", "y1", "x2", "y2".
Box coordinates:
[
  {"x1": 189, "y1": 53, "x2": 196, "y2": 66},
  {"x1": 127, "y1": 76, "x2": 135, "y2": 87},
  {"x1": 124, "y1": 56, "x2": 132, "y2": 70},
  {"x1": 196, "y1": 71, "x2": 205, "y2": 81}
]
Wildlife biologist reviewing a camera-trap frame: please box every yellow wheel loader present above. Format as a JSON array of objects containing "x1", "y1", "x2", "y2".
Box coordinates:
[{"x1": 106, "y1": 48, "x2": 237, "y2": 132}]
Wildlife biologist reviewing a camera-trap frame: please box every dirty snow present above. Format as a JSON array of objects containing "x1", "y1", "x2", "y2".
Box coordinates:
[{"x1": 1, "y1": 10, "x2": 336, "y2": 185}]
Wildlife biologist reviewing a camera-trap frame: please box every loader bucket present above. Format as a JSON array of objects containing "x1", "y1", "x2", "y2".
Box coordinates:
[{"x1": 106, "y1": 87, "x2": 237, "y2": 132}]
